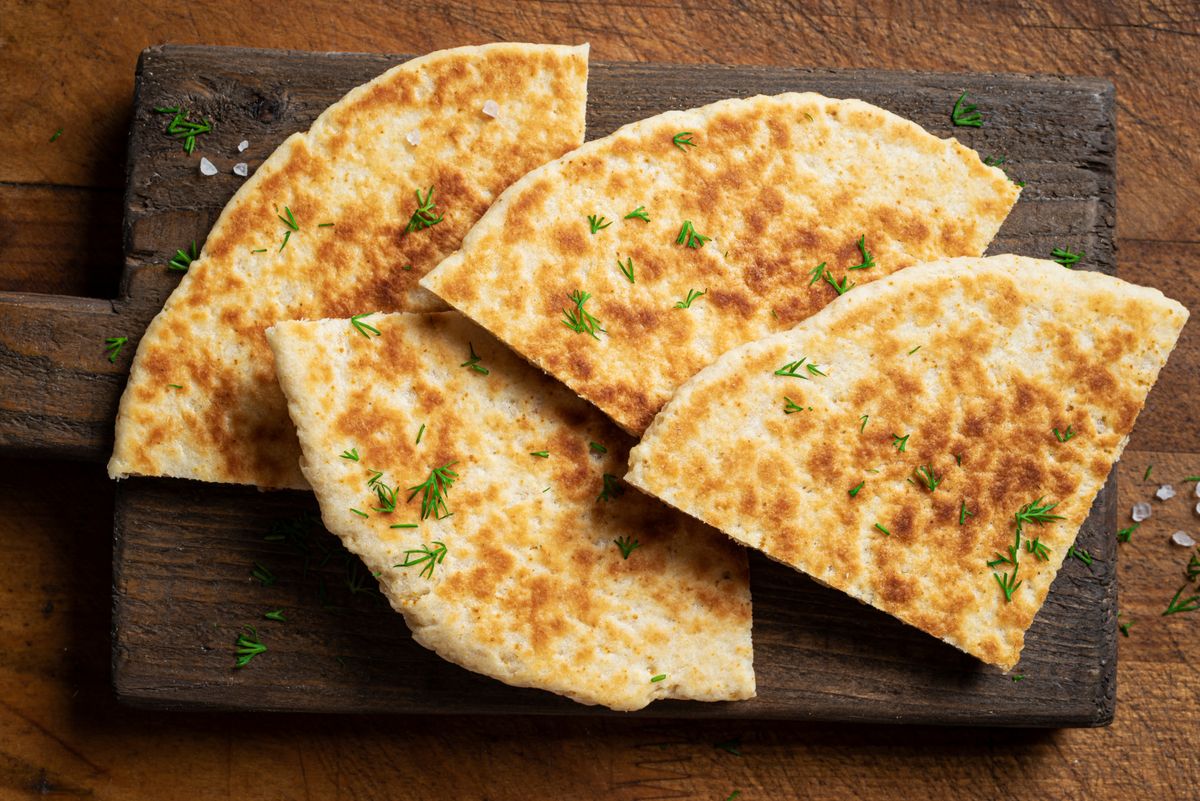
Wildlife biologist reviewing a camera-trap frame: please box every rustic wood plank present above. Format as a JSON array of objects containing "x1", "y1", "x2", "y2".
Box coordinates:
[{"x1": 93, "y1": 45, "x2": 1119, "y2": 724}]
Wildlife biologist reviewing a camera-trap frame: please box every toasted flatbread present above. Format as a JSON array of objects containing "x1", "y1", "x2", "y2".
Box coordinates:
[
  {"x1": 626, "y1": 255, "x2": 1187, "y2": 670},
  {"x1": 109, "y1": 43, "x2": 589, "y2": 489},
  {"x1": 422, "y1": 93, "x2": 1019, "y2": 435},
  {"x1": 266, "y1": 312, "x2": 754, "y2": 710}
]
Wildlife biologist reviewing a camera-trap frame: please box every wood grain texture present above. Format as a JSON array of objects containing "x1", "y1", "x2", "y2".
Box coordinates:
[
  {"x1": 0, "y1": 0, "x2": 1197, "y2": 798},
  {"x1": 90, "y1": 45, "x2": 1118, "y2": 724}
]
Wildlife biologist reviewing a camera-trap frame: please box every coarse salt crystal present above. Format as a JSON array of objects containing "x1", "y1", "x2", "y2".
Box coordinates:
[
  {"x1": 406, "y1": 129, "x2": 421, "y2": 146},
  {"x1": 238, "y1": 140, "x2": 249, "y2": 152},
  {"x1": 482, "y1": 99, "x2": 500, "y2": 118},
  {"x1": 1195, "y1": 482, "x2": 1200, "y2": 498},
  {"x1": 199, "y1": 157, "x2": 218, "y2": 176},
  {"x1": 1131, "y1": 502, "x2": 1151, "y2": 522},
  {"x1": 1195, "y1": 500, "x2": 1200, "y2": 516},
  {"x1": 233, "y1": 162, "x2": 248, "y2": 177},
  {"x1": 1156, "y1": 484, "x2": 1176, "y2": 501},
  {"x1": 1171, "y1": 531, "x2": 1196, "y2": 547}
]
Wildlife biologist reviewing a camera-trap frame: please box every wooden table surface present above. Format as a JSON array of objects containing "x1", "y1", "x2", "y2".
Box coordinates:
[{"x1": 1, "y1": 1, "x2": 1197, "y2": 798}]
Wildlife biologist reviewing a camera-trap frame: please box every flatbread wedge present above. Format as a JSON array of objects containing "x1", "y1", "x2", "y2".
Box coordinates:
[
  {"x1": 422, "y1": 92, "x2": 1020, "y2": 435},
  {"x1": 266, "y1": 312, "x2": 754, "y2": 711},
  {"x1": 109, "y1": 42, "x2": 589, "y2": 489},
  {"x1": 626, "y1": 255, "x2": 1188, "y2": 670}
]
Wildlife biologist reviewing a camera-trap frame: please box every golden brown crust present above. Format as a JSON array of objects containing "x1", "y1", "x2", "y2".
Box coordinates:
[
  {"x1": 267, "y1": 312, "x2": 754, "y2": 710},
  {"x1": 423, "y1": 93, "x2": 1020, "y2": 434},
  {"x1": 109, "y1": 43, "x2": 590, "y2": 488},
  {"x1": 627, "y1": 256, "x2": 1188, "y2": 670}
]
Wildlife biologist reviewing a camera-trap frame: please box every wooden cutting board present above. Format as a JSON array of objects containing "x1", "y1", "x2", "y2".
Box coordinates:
[{"x1": 0, "y1": 45, "x2": 1118, "y2": 725}]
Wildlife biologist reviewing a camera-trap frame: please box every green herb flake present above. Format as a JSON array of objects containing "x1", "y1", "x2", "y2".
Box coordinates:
[
  {"x1": 167, "y1": 383, "x2": 183, "y2": 389},
  {"x1": 264, "y1": 609, "x2": 286, "y2": 622},
  {"x1": 1011, "y1": 674, "x2": 1025, "y2": 682},
  {"x1": 1117, "y1": 522, "x2": 1139, "y2": 543},
  {"x1": 783, "y1": 397, "x2": 811, "y2": 414},
  {"x1": 104, "y1": 336, "x2": 128, "y2": 363},
  {"x1": 823, "y1": 270, "x2": 855, "y2": 295},
  {"x1": 168, "y1": 240, "x2": 199, "y2": 272},
  {"x1": 1025, "y1": 538, "x2": 1050, "y2": 561},
  {"x1": 775, "y1": 358, "x2": 810, "y2": 378},
  {"x1": 624, "y1": 205, "x2": 650, "y2": 222},
  {"x1": 155, "y1": 105, "x2": 213, "y2": 153},
  {"x1": 714, "y1": 738, "x2": 742, "y2": 756},
  {"x1": 350, "y1": 312, "x2": 381, "y2": 338},
  {"x1": 460, "y1": 341, "x2": 489, "y2": 375},
  {"x1": 530, "y1": 450, "x2": 550, "y2": 458},
  {"x1": 675, "y1": 220, "x2": 710, "y2": 249},
  {"x1": 959, "y1": 501, "x2": 974, "y2": 525},
  {"x1": 251, "y1": 562, "x2": 276, "y2": 587},
  {"x1": 1051, "y1": 247, "x2": 1084, "y2": 268},
  {"x1": 587, "y1": 214, "x2": 612, "y2": 234},
  {"x1": 674, "y1": 288, "x2": 706, "y2": 309},
  {"x1": 672, "y1": 131, "x2": 696, "y2": 151},
  {"x1": 1163, "y1": 585, "x2": 1200, "y2": 616},
  {"x1": 874, "y1": 522, "x2": 891, "y2": 537},
  {"x1": 50, "y1": 128, "x2": 63, "y2": 142},
  {"x1": 807, "y1": 261, "x2": 828, "y2": 286},
  {"x1": 317, "y1": 222, "x2": 334, "y2": 228},
  {"x1": 1067, "y1": 545, "x2": 1095, "y2": 567},
  {"x1": 907, "y1": 345, "x2": 922, "y2": 355},
  {"x1": 562, "y1": 289, "x2": 605, "y2": 339},
  {"x1": 914, "y1": 465, "x2": 942, "y2": 492},
  {"x1": 251, "y1": 248, "x2": 267, "y2": 253},
  {"x1": 404, "y1": 186, "x2": 444, "y2": 234},
  {"x1": 234, "y1": 626, "x2": 267, "y2": 668},
  {"x1": 1183, "y1": 475, "x2": 1200, "y2": 482},
  {"x1": 598, "y1": 473, "x2": 625, "y2": 503},
  {"x1": 1143, "y1": 465, "x2": 1153, "y2": 482},
  {"x1": 277, "y1": 205, "x2": 299, "y2": 232},
  {"x1": 397, "y1": 540, "x2": 448, "y2": 579},
  {"x1": 1118, "y1": 615, "x2": 1134, "y2": 637},
  {"x1": 407, "y1": 461, "x2": 458, "y2": 520},
  {"x1": 849, "y1": 481, "x2": 865, "y2": 498},
  {"x1": 415, "y1": 424, "x2": 425, "y2": 445},
  {"x1": 650, "y1": 673, "x2": 668, "y2": 682},
  {"x1": 589, "y1": 441, "x2": 607, "y2": 454},
  {"x1": 389, "y1": 522, "x2": 419, "y2": 529},
  {"x1": 278, "y1": 230, "x2": 292, "y2": 251},
  {"x1": 892, "y1": 433, "x2": 910, "y2": 452},
  {"x1": 951, "y1": 90, "x2": 983, "y2": 128},
  {"x1": 994, "y1": 562, "x2": 1022, "y2": 603},
  {"x1": 617, "y1": 256, "x2": 635, "y2": 283},
  {"x1": 1014, "y1": 497, "x2": 1065, "y2": 535},
  {"x1": 1053, "y1": 425, "x2": 1076, "y2": 443},
  {"x1": 859, "y1": 414, "x2": 869, "y2": 432},
  {"x1": 341, "y1": 448, "x2": 360, "y2": 462},
  {"x1": 614, "y1": 535, "x2": 640, "y2": 559},
  {"x1": 350, "y1": 508, "x2": 368, "y2": 518},
  {"x1": 847, "y1": 234, "x2": 875, "y2": 270}
]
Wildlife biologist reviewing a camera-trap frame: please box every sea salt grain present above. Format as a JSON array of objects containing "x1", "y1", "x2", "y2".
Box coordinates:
[
  {"x1": 482, "y1": 99, "x2": 500, "y2": 118},
  {"x1": 1131, "y1": 502, "x2": 1152, "y2": 522},
  {"x1": 199, "y1": 157, "x2": 218, "y2": 176},
  {"x1": 238, "y1": 140, "x2": 249, "y2": 152},
  {"x1": 406, "y1": 129, "x2": 421, "y2": 146},
  {"x1": 1156, "y1": 484, "x2": 1176, "y2": 501},
  {"x1": 233, "y1": 162, "x2": 248, "y2": 177},
  {"x1": 1171, "y1": 531, "x2": 1197, "y2": 547}
]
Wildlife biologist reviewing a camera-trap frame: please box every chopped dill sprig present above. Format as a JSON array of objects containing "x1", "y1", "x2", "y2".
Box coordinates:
[
  {"x1": 371, "y1": 479, "x2": 398, "y2": 514},
  {"x1": 277, "y1": 205, "x2": 299, "y2": 231},
  {"x1": 1118, "y1": 613, "x2": 1133, "y2": 637},
  {"x1": 530, "y1": 450, "x2": 550, "y2": 458},
  {"x1": 674, "y1": 288, "x2": 706, "y2": 309},
  {"x1": 847, "y1": 235, "x2": 875, "y2": 270},
  {"x1": 823, "y1": 270, "x2": 855, "y2": 295},
  {"x1": 959, "y1": 501, "x2": 974, "y2": 525},
  {"x1": 317, "y1": 222, "x2": 334, "y2": 228},
  {"x1": 672, "y1": 131, "x2": 696, "y2": 151},
  {"x1": 892, "y1": 433, "x2": 909, "y2": 452},
  {"x1": 251, "y1": 562, "x2": 276, "y2": 587},
  {"x1": 651, "y1": 673, "x2": 668, "y2": 682},
  {"x1": 168, "y1": 240, "x2": 199, "y2": 272},
  {"x1": 849, "y1": 481, "x2": 865, "y2": 498},
  {"x1": 350, "y1": 508, "x2": 369, "y2": 518},
  {"x1": 104, "y1": 336, "x2": 128, "y2": 363},
  {"x1": 167, "y1": 383, "x2": 183, "y2": 389},
  {"x1": 914, "y1": 465, "x2": 942, "y2": 492},
  {"x1": 155, "y1": 105, "x2": 213, "y2": 153},
  {"x1": 874, "y1": 522, "x2": 891, "y2": 537},
  {"x1": 1186, "y1": 549, "x2": 1200, "y2": 582},
  {"x1": 1025, "y1": 538, "x2": 1050, "y2": 561},
  {"x1": 1067, "y1": 546, "x2": 1094, "y2": 567},
  {"x1": 807, "y1": 261, "x2": 828, "y2": 286},
  {"x1": 460, "y1": 342, "x2": 489, "y2": 375},
  {"x1": 234, "y1": 626, "x2": 266, "y2": 668},
  {"x1": 278, "y1": 230, "x2": 292, "y2": 251},
  {"x1": 350, "y1": 312, "x2": 381, "y2": 338},
  {"x1": 1162, "y1": 585, "x2": 1200, "y2": 616},
  {"x1": 389, "y1": 522, "x2": 419, "y2": 529},
  {"x1": 1014, "y1": 497, "x2": 1066, "y2": 536},
  {"x1": 1143, "y1": 465, "x2": 1153, "y2": 482},
  {"x1": 994, "y1": 562, "x2": 1022, "y2": 602},
  {"x1": 251, "y1": 248, "x2": 267, "y2": 253},
  {"x1": 50, "y1": 128, "x2": 63, "y2": 142},
  {"x1": 589, "y1": 441, "x2": 607, "y2": 454},
  {"x1": 908, "y1": 345, "x2": 921, "y2": 355},
  {"x1": 598, "y1": 473, "x2": 625, "y2": 503},
  {"x1": 587, "y1": 214, "x2": 612, "y2": 234},
  {"x1": 1051, "y1": 247, "x2": 1083, "y2": 268},
  {"x1": 859, "y1": 414, "x2": 869, "y2": 432},
  {"x1": 1053, "y1": 425, "x2": 1076, "y2": 442},
  {"x1": 984, "y1": 155, "x2": 1007, "y2": 167},
  {"x1": 617, "y1": 256, "x2": 635, "y2": 283},
  {"x1": 341, "y1": 448, "x2": 360, "y2": 461},
  {"x1": 624, "y1": 206, "x2": 650, "y2": 222},
  {"x1": 407, "y1": 461, "x2": 458, "y2": 520},
  {"x1": 775, "y1": 358, "x2": 810, "y2": 378},
  {"x1": 951, "y1": 91, "x2": 983, "y2": 128},
  {"x1": 398, "y1": 541, "x2": 447, "y2": 579},
  {"x1": 675, "y1": 220, "x2": 710, "y2": 249},
  {"x1": 264, "y1": 609, "x2": 286, "y2": 622},
  {"x1": 614, "y1": 535, "x2": 640, "y2": 559},
  {"x1": 562, "y1": 289, "x2": 605, "y2": 339},
  {"x1": 783, "y1": 397, "x2": 810, "y2": 414},
  {"x1": 416, "y1": 424, "x2": 425, "y2": 444},
  {"x1": 404, "y1": 186, "x2": 444, "y2": 234},
  {"x1": 1117, "y1": 523, "x2": 1139, "y2": 543}
]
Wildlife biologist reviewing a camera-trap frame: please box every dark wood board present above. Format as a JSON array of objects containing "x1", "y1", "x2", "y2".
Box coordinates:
[{"x1": 0, "y1": 45, "x2": 1116, "y2": 724}]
